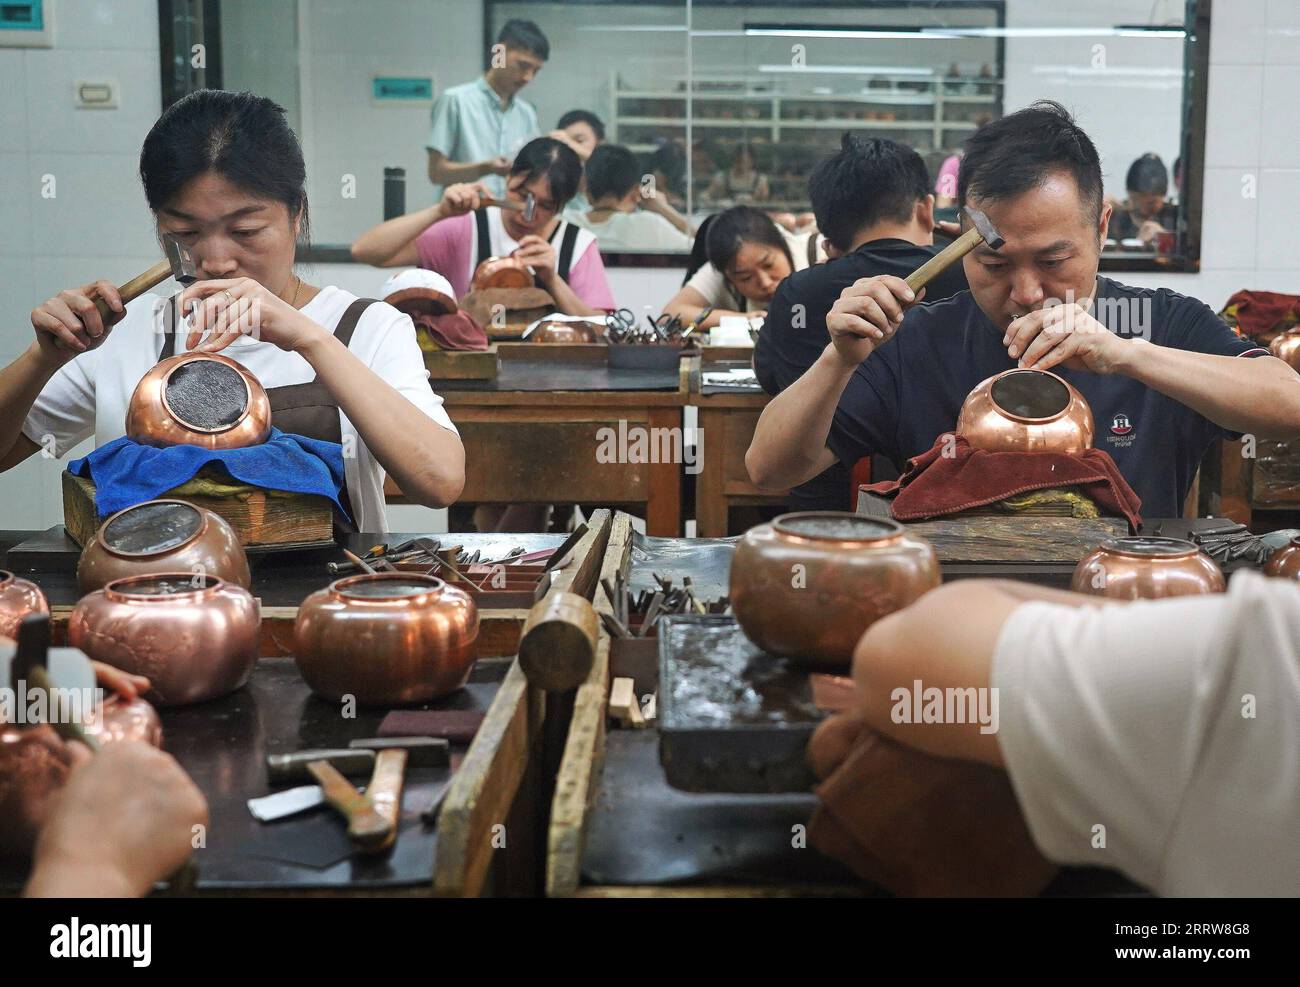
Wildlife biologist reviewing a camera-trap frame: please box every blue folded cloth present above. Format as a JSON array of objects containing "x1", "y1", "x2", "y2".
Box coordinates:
[{"x1": 69, "y1": 427, "x2": 350, "y2": 520}]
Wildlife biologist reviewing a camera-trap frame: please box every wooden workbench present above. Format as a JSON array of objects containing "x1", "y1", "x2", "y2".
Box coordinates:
[{"x1": 0, "y1": 515, "x2": 613, "y2": 898}]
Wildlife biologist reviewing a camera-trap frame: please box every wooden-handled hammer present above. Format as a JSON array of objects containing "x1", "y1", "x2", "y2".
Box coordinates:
[
  {"x1": 905, "y1": 205, "x2": 1005, "y2": 295},
  {"x1": 91, "y1": 235, "x2": 198, "y2": 323}
]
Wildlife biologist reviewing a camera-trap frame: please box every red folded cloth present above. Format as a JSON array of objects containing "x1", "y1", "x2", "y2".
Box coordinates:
[
  {"x1": 377, "y1": 709, "x2": 486, "y2": 744},
  {"x1": 862, "y1": 433, "x2": 1143, "y2": 532},
  {"x1": 807, "y1": 712, "x2": 1059, "y2": 897},
  {"x1": 1221, "y1": 289, "x2": 1300, "y2": 341},
  {"x1": 413, "y1": 311, "x2": 489, "y2": 352}
]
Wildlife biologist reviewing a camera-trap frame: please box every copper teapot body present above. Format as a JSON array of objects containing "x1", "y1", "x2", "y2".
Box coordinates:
[
  {"x1": 1264, "y1": 536, "x2": 1300, "y2": 579},
  {"x1": 956, "y1": 368, "x2": 1094, "y2": 454},
  {"x1": 294, "y1": 573, "x2": 480, "y2": 705},
  {"x1": 0, "y1": 571, "x2": 48, "y2": 642},
  {"x1": 126, "y1": 352, "x2": 271, "y2": 449},
  {"x1": 1269, "y1": 331, "x2": 1300, "y2": 371},
  {"x1": 69, "y1": 573, "x2": 260, "y2": 706},
  {"x1": 471, "y1": 256, "x2": 535, "y2": 291},
  {"x1": 1071, "y1": 537, "x2": 1225, "y2": 599},
  {"x1": 530, "y1": 319, "x2": 604, "y2": 344},
  {"x1": 77, "y1": 499, "x2": 251, "y2": 594},
  {"x1": 729, "y1": 512, "x2": 941, "y2": 669}
]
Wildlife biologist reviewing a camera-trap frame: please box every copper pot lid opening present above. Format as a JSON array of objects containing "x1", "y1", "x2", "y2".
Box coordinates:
[
  {"x1": 1098, "y1": 536, "x2": 1199, "y2": 558},
  {"x1": 104, "y1": 572, "x2": 223, "y2": 600},
  {"x1": 162, "y1": 358, "x2": 251, "y2": 434},
  {"x1": 331, "y1": 573, "x2": 446, "y2": 600},
  {"x1": 0, "y1": 569, "x2": 15, "y2": 586},
  {"x1": 771, "y1": 512, "x2": 905, "y2": 543},
  {"x1": 100, "y1": 500, "x2": 205, "y2": 558},
  {"x1": 989, "y1": 370, "x2": 1071, "y2": 423}
]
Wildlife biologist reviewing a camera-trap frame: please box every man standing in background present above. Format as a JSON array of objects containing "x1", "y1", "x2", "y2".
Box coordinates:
[{"x1": 425, "y1": 19, "x2": 548, "y2": 195}]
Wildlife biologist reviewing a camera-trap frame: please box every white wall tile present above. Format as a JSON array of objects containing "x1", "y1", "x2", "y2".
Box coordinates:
[
  {"x1": 0, "y1": 53, "x2": 29, "y2": 149},
  {"x1": 1202, "y1": 167, "x2": 1260, "y2": 271},
  {"x1": 1254, "y1": 169, "x2": 1300, "y2": 266},
  {"x1": 0, "y1": 255, "x2": 35, "y2": 363},
  {"x1": 1204, "y1": 64, "x2": 1262, "y2": 168},
  {"x1": 24, "y1": 48, "x2": 161, "y2": 155},
  {"x1": 26, "y1": 154, "x2": 156, "y2": 257},
  {"x1": 48, "y1": 0, "x2": 159, "y2": 52},
  {"x1": 1210, "y1": 0, "x2": 1268, "y2": 65},
  {"x1": 1265, "y1": 0, "x2": 1300, "y2": 63},
  {"x1": 0, "y1": 154, "x2": 33, "y2": 257},
  {"x1": 1259, "y1": 64, "x2": 1300, "y2": 166}
]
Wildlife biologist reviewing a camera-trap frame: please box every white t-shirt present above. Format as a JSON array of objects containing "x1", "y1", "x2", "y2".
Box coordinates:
[
  {"x1": 992, "y1": 570, "x2": 1300, "y2": 896},
  {"x1": 686, "y1": 226, "x2": 824, "y2": 313},
  {"x1": 22, "y1": 286, "x2": 458, "y2": 534},
  {"x1": 577, "y1": 209, "x2": 691, "y2": 252}
]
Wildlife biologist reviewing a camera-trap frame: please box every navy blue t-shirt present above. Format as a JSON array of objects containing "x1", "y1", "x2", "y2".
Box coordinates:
[{"x1": 826, "y1": 276, "x2": 1266, "y2": 519}]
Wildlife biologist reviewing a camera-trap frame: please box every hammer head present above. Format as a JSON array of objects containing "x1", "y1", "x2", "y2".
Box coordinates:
[
  {"x1": 520, "y1": 192, "x2": 537, "y2": 223},
  {"x1": 963, "y1": 206, "x2": 1005, "y2": 251},
  {"x1": 161, "y1": 234, "x2": 198, "y2": 286}
]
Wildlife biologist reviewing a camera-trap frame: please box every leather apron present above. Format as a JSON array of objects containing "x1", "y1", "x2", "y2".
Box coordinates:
[{"x1": 159, "y1": 296, "x2": 378, "y2": 533}]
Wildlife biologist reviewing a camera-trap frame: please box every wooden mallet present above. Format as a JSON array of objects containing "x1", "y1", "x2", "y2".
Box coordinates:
[
  {"x1": 91, "y1": 234, "x2": 198, "y2": 323},
  {"x1": 905, "y1": 205, "x2": 1005, "y2": 295}
]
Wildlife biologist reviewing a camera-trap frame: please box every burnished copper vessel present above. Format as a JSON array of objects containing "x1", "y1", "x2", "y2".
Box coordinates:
[
  {"x1": 294, "y1": 573, "x2": 479, "y2": 705},
  {"x1": 530, "y1": 319, "x2": 604, "y2": 344},
  {"x1": 729, "y1": 512, "x2": 940, "y2": 669},
  {"x1": 1269, "y1": 331, "x2": 1300, "y2": 371},
  {"x1": 69, "y1": 573, "x2": 260, "y2": 706},
  {"x1": 1264, "y1": 536, "x2": 1300, "y2": 579},
  {"x1": 956, "y1": 368, "x2": 1094, "y2": 454},
  {"x1": 126, "y1": 352, "x2": 271, "y2": 449},
  {"x1": 0, "y1": 695, "x2": 160, "y2": 856},
  {"x1": 470, "y1": 255, "x2": 535, "y2": 291},
  {"x1": 1071, "y1": 537, "x2": 1225, "y2": 599},
  {"x1": 0, "y1": 571, "x2": 48, "y2": 642},
  {"x1": 76, "y1": 499, "x2": 251, "y2": 593}
]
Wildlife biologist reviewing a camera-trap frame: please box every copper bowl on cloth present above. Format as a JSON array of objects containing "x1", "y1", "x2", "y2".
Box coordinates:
[
  {"x1": 0, "y1": 696, "x2": 160, "y2": 857},
  {"x1": 1070, "y1": 537, "x2": 1225, "y2": 599},
  {"x1": 530, "y1": 319, "x2": 604, "y2": 344},
  {"x1": 956, "y1": 368, "x2": 1094, "y2": 455},
  {"x1": 294, "y1": 573, "x2": 479, "y2": 705},
  {"x1": 77, "y1": 499, "x2": 251, "y2": 594},
  {"x1": 471, "y1": 256, "x2": 535, "y2": 291},
  {"x1": 68, "y1": 573, "x2": 260, "y2": 706},
  {"x1": 126, "y1": 352, "x2": 271, "y2": 449},
  {"x1": 0, "y1": 571, "x2": 48, "y2": 642},
  {"x1": 729, "y1": 512, "x2": 940, "y2": 669},
  {"x1": 1264, "y1": 536, "x2": 1300, "y2": 579},
  {"x1": 1269, "y1": 330, "x2": 1300, "y2": 371}
]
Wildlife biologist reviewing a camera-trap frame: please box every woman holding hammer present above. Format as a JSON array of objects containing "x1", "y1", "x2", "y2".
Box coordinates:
[{"x1": 0, "y1": 89, "x2": 465, "y2": 532}]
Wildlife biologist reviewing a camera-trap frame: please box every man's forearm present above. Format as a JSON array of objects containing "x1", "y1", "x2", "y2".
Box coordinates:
[
  {"x1": 746, "y1": 342, "x2": 856, "y2": 490},
  {"x1": 1119, "y1": 342, "x2": 1300, "y2": 438},
  {"x1": 429, "y1": 156, "x2": 490, "y2": 185},
  {"x1": 0, "y1": 343, "x2": 59, "y2": 464}
]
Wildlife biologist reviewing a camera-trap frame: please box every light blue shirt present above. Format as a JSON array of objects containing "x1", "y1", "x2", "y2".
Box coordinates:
[{"x1": 426, "y1": 76, "x2": 540, "y2": 197}]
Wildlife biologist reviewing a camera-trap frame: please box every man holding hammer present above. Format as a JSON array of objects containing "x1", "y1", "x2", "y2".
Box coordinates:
[{"x1": 746, "y1": 101, "x2": 1300, "y2": 517}]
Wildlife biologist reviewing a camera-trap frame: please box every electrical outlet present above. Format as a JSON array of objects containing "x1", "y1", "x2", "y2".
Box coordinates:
[{"x1": 74, "y1": 79, "x2": 118, "y2": 109}]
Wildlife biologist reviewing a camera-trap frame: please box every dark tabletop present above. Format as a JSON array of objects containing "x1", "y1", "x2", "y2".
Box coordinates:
[{"x1": 432, "y1": 360, "x2": 680, "y2": 393}]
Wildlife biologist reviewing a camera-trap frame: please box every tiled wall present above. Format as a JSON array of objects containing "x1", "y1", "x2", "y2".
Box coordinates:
[{"x1": 0, "y1": 1, "x2": 1296, "y2": 533}]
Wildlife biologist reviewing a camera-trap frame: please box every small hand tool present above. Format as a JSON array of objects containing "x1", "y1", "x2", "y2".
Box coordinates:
[{"x1": 904, "y1": 205, "x2": 1005, "y2": 296}]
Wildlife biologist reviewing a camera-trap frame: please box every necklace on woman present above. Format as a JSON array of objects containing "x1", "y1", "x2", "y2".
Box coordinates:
[{"x1": 280, "y1": 274, "x2": 303, "y2": 308}]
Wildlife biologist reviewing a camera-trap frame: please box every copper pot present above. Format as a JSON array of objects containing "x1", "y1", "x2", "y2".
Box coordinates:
[
  {"x1": 530, "y1": 319, "x2": 603, "y2": 344},
  {"x1": 1071, "y1": 537, "x2": 1225, "y2": 599},
  {"x1": 77, "y1": 499, "x2": 251, "y2": 593},
  {"x1": 1269, "y1": 330, "x2": 1300, "y2": 371},
  {"x1": 294, "y1": 573, "x2": 479, "y2": 705},
  {"x1": 956, "y1": 368, "x2": 1094, "y2": 454},
  {"x1": 0, "y1": 695, "x2": 160, "y2": 857},
  {"x1": 729, "y1": 512, "x2": 940, "y2": 669},
  {"x1": 471, "y1": 255, "x2": 535, "y2": 291},
  {"x1": 69, "y1": 573, "x2": 260, "y2": 706},
  {"x1": 126, "y1": 352, "x2": 272, "y2": 449},
  {"x1": 1264, "y1": 536, "x2": 1300, "y2": 578},
  {"x1": 0, "y1": 570, "x2": 48, "y2": 642}
]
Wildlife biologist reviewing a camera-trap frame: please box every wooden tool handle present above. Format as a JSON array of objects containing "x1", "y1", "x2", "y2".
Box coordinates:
[
  {"x1": 92, "y1": 257, "x2": 175, "y2": 322},
  {"x1": 360, "y1": 749, "x2": 407, "y2": 854},
  {"x1": 307, "y1": 759, "x2": 390, "y2": 846},
  {"x1": 480, "y1": 196, "x2": 522, "y2": 213},
  {"x1": 518, "y1": 591, "x2": 600, "y2": 692},
  {"x1": 905, "y1": 225, "x2": 984, "y2": 295}
]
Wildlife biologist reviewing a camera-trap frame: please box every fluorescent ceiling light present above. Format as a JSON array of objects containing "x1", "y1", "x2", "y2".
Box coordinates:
[
  {"x1": 746, "y1": 27, "x2": 957, "y2": 40},
  {"x1": 758, "y1": 64, "x2": 935, "y2": 76},
  {"x1": 921, "y1": 26, "x2": 1184, "y2": 38}
]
